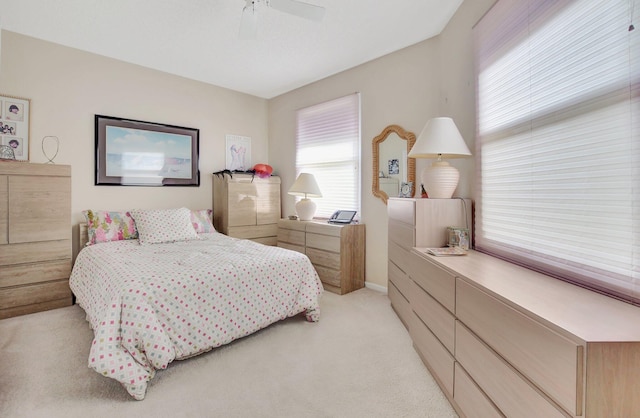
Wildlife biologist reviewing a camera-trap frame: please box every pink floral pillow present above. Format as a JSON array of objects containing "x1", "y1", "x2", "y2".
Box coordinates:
[
  {"x1": 83, "y1": 210, "x2": 138, "y2": 246},
  {"x1": 131, "y1": 208, "x2": 199, "y2": 245},
  {"x1": 191, "y1": 209, "x2": 215, "y2": 233}
]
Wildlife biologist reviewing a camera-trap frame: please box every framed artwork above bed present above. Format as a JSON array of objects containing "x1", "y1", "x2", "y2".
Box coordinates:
[{"x1": 95, "y1": 114, "x2": 200, "y2": 186}]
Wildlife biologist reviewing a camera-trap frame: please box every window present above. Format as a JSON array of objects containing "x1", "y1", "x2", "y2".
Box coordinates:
[
  {"x1": 295, "y1": 93, "x2": 361, "y2": 218},
  {"x1": 475, "y1": 0, "x2": 639, "y2": 303}
]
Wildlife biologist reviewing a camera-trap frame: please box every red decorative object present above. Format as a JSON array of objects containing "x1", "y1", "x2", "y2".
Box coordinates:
[{"x1": 253, "y1": 163, "x2": 273, "y2": 178}]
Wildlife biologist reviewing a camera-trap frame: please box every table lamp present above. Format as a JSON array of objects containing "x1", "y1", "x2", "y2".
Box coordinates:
[
  {"x1": 288, "y1": 173, "x2": 322, "y2": 221},
  {"x1": 408, "y1": 117, "x2": 472, "y2": 198}
]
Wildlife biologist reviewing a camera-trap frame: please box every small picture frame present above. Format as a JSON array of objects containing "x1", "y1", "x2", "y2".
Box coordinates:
[
  {"x1": 399, "y1": 181, "x2": 413, "y2": 198},
  {"x1": 225, "y1": 134, "x2": 252, "y2": 171},
  {"x1": 0, "y1": 94, "x2": 30, "y2": 161}
]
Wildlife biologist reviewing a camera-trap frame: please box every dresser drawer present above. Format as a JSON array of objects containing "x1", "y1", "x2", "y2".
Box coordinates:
[
  {"x1": 456, "y1": 279, "x2": 582, "y2": 416},
  {"x1": 410, "y1": 279, "x2": 455, "y2": 354},
  {"x1": 388, "y1": 281, "x2": 411, "y2": 329},
  {"x1": 388, "y1": 240, "x2": 411, "y2": 273},
  {"x1": 314, "y1": 265, "x2": 341, "y2": 288},
  {"x1": 0, "y1": 260, "x2": 71, "y2": 288},
  {"x1": 0, "y1": 279, "x2": 72, "y2": 310},
  {"x1": 388, "y1": 259, "x2": 412, "y2": 300},
  {"x1": 455, "y1": 322, "x2": 566, "y2": 418},
  {"x1": 306, "y1": 247, "x2": 340, "y2": 270},
  {"x1": 407, "y1": 252, "x2": 455, "y2": 313},
  {"x1": 228, "y1": 224, "x2": 278, "y2": 239},
  {"x1": 306, "y1": 233, "x2": 340, "y2": 253},
  {"x1": 277, "y1": 228, "x2": 305, "y2": 246},
  {"x1": 277, "y1": 242, "x2": 305, "y2": 254},
  {"x1": 388, "y1": 219, "x2": 415, "y2": 250},
  {"x1": 388, "y1": 198, "x2": 416, "y2": 225},
  {"x1": 0, "y1": 240, "x2": 70, "y2": 266},
  {"x1": 410, "y1": 311, "x2": 455, "y2": 394},
  {"x1": 454, "y1": 363, "x2": 504, "y2": 418}
]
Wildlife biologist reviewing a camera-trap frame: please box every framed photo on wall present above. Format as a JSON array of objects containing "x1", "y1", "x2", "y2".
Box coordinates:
[
  {"x1": 95, "y1": 115, "x2": 200, "y2": 186},
  {"x1": 0, "y1": 94, "x2": 30, "y2": 161}
]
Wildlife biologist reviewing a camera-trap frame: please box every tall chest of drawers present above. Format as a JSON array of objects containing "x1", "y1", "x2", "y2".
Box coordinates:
[
  {"x1": 0, "y1": 162, "x2": 72, "y2": 319},
  {"x1": 212, "y1": 174, "x2": 281, "y2": 245},
  {"x1": 277, "y1": 219, "x2": 365, "y2": 295}
]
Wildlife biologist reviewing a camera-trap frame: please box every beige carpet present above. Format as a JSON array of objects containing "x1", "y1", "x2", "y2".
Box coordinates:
[{"x1": 0, "y1": 288, "x2": 457, "y2": 418}]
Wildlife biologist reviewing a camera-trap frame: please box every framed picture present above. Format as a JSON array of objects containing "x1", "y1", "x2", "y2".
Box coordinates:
[
  {"x1": 0, "y1": 94, "x2": 30, "y2": 161},
  {"x1": 95, "y1": 115, "x2": 199, "y2": 186},
  {"x1": 225, "y1": 134, "x2": 252, "y2": 171}
]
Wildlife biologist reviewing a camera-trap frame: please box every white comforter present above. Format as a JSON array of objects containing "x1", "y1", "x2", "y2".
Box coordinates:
[{"x1": 70, "y1": 232, "x2": 323, "y2": 400}]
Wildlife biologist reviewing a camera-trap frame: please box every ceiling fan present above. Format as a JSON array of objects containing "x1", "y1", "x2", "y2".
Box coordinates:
[{"x1": 239, "y1": 0, "x2": 326, "y2": 39}]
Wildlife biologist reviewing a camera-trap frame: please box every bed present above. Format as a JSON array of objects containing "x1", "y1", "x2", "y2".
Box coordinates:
[{"x1": 70, "y1": 208, "x2": 323, "y2": 400}]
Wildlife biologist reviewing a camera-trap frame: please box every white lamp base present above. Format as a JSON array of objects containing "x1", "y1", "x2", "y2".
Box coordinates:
[
  {"x1": 295, "y1": 198, "x2": 317, "y2": 221},
  {"x1": 421, "y1": 161, "x2": 460, "y2": 199}
]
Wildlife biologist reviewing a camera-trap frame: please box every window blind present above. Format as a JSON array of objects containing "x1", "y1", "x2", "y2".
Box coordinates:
[
  {"x1": 295, "y1": 93, "x2": 361, "y2": 218},
  {"x1": 475, "y1": 0, "x2": 640, "y2": 303}
]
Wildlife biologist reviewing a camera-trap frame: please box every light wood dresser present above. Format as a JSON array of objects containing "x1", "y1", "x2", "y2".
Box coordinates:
[
  {"x1": 388, "y1": 199, "x2": 640, "y2": 418},
  {"x1": 212, "y1": 174, "x2": 281, "y2": 245},
  {"x1": 0, "y1": 162, "x2": 72, "y2": 319},
  {"x1": 387, "y1": 197, "x2": 471, "y2": 329},
  {"x1": 277, "y1": 219, "x2": 365, "y2": 295}
]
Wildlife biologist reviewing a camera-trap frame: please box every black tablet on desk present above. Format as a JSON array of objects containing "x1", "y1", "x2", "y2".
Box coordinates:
[{"x1": 328, "y1": 210, "x2": 357, "y2": 224}]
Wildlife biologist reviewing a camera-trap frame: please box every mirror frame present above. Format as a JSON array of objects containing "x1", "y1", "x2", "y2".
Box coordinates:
[{"x1": 372, "y1": 124, "x2": 416, "y2": 204}]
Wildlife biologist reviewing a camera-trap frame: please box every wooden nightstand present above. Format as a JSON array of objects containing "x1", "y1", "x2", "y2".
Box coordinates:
[{"x1": 277, "y1": 219, "x2": 365, "y2": 295}]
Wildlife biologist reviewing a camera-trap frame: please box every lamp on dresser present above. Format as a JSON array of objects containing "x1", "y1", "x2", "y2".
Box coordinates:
[
  {"x1": 408, "y1": 117, "x2": 472, "y2": 198},
  {"x1": 288, "y1": 173, "x2": 322, "y2": 221}
]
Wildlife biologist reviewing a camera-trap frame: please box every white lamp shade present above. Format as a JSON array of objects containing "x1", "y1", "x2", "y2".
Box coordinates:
[
  {"x1": 288, "y1": 173, "x2": 322, "y2": 220},
  {"x1": 409, "y1": 117, "x2": 472, "y2": 199},
  {"x1": 408, "y1": 117, "x2": 472, "y2": 159},
  {"x1": 288, "y1": 173, "x2": 322, "y2": 198}
]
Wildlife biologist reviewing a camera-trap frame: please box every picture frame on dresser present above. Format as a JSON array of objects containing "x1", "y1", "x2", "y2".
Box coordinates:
[
  {"x1": 0, "y1": 94, "x2": 30, "y2": 161},
  {"x1": 95, "y1": 115, "x2": 199, "y2": 187}
]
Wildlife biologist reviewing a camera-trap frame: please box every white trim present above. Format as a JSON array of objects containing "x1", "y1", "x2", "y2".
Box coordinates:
[{"x1": 365, "y1": 281, "x2": 387, "y2": 294}]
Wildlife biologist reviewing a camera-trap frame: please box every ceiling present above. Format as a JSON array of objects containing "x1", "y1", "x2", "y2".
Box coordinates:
[{"x1": 0, "y1": 0, "x2": 463, "y2": 99}]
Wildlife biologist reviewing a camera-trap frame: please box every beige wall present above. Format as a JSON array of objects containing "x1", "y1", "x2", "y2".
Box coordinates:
[
  {"x1": 268, "y1": 0, "x2": 495, "y2": 290},
  {"x1": 0, "y1": 31, "x2": 269, "y2": 256},
  {"x1": 1, "y1": 0, "x2": 494, "y2": 288}
]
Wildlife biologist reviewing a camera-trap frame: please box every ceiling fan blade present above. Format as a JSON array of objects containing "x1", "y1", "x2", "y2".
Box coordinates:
[
  {"x1": 269, "y1": 0, "x2": 326, "y2": 22},
  {"x1": 239, "y1": 5, "x2": 258, "y2": 40}
]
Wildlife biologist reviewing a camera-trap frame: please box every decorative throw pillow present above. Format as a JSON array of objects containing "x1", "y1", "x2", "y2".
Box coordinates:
[
  {"x1": 191, "y1": 209, "x2": 215, "y2": 233},
  {"x1": 83, "y1": 210, "x2": 138, "y2": 246},
  {"x1": 131, "y1": 207, "x2": 198, "y2": 245}
]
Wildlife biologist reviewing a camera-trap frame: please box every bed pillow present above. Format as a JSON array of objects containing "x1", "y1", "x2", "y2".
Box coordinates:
[
  {"x1": 83, "y1": 210, "x2": 138, "y2": 246},
  {"x1": 131, "y1": 207, "x2": 199, "y2": 245},
  {"x1": 191, "y1": 209, "x2": 215, "y2": 233}
]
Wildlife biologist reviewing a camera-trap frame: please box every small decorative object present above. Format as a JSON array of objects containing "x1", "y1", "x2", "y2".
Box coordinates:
[
  {"x1": 0, "y1": 94, "x2": 31, "y2": 161},
  {"x1": 399, "y1": 181, "x2": 413, "y2": 198},
  {"x1": 421, "y1": 184, "x2": 428, "y2": 198},
  {"x1": 0, "y1": 144, "x2": 16, "y2": 160},
  {"x1": 41, "y1": 136, "x2": 60, "y2": 163},
  {"x1": 448, "y1": 226, "x2": 469, "y2": 250},
  {"x1": 288, "y1": 173, "x2": 322, "y2": 221},
  {"x1": 225, "y1": 134, "x2": 251, "y2": 171},
  {"x1": 252, "y1": 163, "x2": 273, "y2": 178},
  {"x1": 288, "y1": 215, "x2": 298, "y2": 220}
]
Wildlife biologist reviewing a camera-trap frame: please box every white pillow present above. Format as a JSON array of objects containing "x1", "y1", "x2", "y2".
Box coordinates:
[{"x1": 131, "y1": 208, "x2": 198, "y2": 245}]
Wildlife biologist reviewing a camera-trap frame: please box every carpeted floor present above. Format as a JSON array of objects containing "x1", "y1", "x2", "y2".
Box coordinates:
[{"x1": 0, "y1": 288, "x2": 457, "y2": 418}]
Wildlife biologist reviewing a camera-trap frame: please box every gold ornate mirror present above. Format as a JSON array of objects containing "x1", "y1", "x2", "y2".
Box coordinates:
[{"x1": 372, "y1": 125, "x2": 416, "y2": 204}]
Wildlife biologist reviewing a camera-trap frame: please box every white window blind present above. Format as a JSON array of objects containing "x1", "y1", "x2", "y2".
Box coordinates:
[
  {"x1": 295, "y1": 93, "x2": 361, "y2": 218},
  {"x1": 475, "y1": 0, "x2": 640, "y2": 304}
]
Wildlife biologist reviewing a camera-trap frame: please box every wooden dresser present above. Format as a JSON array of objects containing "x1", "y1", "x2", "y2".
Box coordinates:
[
  {"x1": 0, "y1": 162, "x2": 72, "y2": 319},
  {"x1": 388, "y1": 199, "x2": 640, "y2": 417},
  {"x1": 277, "y1": 219, "x2": 365, "y2": 295},
  {"x1": 387, "y1": 197, "x2": 471, "y2": 328},
  {"x1": 212, "y1": 174, "x2": 281, "y2": 245}
]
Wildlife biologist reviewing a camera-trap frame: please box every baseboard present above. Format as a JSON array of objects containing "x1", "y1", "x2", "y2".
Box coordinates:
[{"x1": 365, "y1": 281, "x2": 387, "y2": 294}]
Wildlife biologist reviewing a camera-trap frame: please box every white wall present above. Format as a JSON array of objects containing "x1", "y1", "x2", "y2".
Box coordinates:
[
  {"x1": 0, "y1": 31, "x2": 269, "y2": 256},
  {"x1": 268, "y1": 0, "x2": 495, "y2": 289}
]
